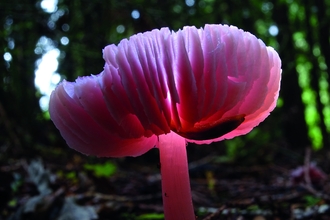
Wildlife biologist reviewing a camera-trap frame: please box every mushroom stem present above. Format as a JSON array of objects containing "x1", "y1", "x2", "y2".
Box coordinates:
[{"x1": 158, "y1": 132, "x2": 195, "y2": 220}]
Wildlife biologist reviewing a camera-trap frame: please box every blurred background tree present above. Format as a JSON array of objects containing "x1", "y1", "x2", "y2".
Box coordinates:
[{"x1": 1, "y1": 0, "x2": 330, "y2": 163}]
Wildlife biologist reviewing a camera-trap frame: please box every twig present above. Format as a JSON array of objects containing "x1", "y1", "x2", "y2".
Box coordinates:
[
  {"x1": 72, "y1": 191, "x2": 162, "y2": 202},
  {"x1": 301, "y1": 147, "x2": 330, "y2": 200},
  {"x1": 188, "y1": 155, "x2": 215, "y2": 171},
  {"x1": 202, "y1": 205, "x2": 226, "y2": 220},
  {"x1": 304, "y1": 147, "x2": 312, "y2": 186}
]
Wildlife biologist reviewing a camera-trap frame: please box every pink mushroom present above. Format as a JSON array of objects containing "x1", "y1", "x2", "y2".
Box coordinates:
[{"x1": 49, "y1": 24, "x2": 281, "y2": 219}]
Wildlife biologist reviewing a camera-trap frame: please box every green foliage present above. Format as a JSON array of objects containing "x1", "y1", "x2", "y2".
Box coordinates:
[
  {"x1": 7, "y1": 199, "x2": 17, "y2": 208},
  {"x1": 66, "y1": 171, "x2": 77, "y2": 180},
  {"x1": 10, "y1": 173, "x2": 22, "y2": 193},
  {"x1": 246, "y1": 204, "x2": 261, "y2": 211},
  {"x1": 136, "y1": 213, "x2": 164, "y2": 219},
  {"x1": 84, "y1": 161, "x2": 117, "y2": 178},
  {"x1": 219, "y1": 128, "x2": 274, "y2": 164},
  {"x1": 303, "y1": 195, "x2": 322, "y2": 206},
  {"x1": 120, "y1": 213, "x2": 164, "y2": 220}
]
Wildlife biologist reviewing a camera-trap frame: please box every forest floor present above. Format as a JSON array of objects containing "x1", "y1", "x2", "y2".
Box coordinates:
[{"x1": 1, "y1": 142, "x2": 330, "y2": 220}]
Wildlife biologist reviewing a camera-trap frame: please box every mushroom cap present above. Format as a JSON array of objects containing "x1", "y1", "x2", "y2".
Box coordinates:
[{"x1": 49, "y1": 24, "x2": 281, "y2": 157}]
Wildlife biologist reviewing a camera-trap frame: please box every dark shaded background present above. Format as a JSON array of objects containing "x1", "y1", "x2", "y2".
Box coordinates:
[{"x1": 1, "y1": 0, "x2": 330, "y2": 219}]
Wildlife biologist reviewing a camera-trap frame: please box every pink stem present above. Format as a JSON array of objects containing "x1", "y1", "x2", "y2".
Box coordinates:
[{"x1": 158, "y1": 132, "x2": 195, "y2": 220}]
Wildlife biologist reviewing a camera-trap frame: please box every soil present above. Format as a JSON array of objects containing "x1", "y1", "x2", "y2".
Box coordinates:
[{"x1": 1, "y1": 143, "x2": 330, "y2": 220}]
